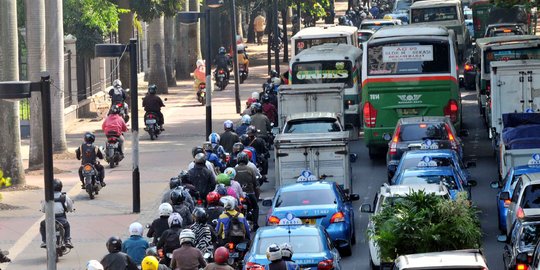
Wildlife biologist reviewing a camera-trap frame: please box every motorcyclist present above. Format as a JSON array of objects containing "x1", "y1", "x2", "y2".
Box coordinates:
[
  {"x1": 237, "y1": 44, "x2": 249, "y2": 74},
  {"x1": 39, "y1": 179, "x2": 74, "y2": 248},
  {"x1": 240, "y1": 149, "x2": 263, "y2": 182},
  {"x1": 170, "y1": 229, "x2": 207, "y2": 270},
  {"x1": 209, "y1": 133, "x2": 226, "y2": 161},
  {"x1": 279, "y1": 243, "x2": 299, "y2": 269},
  {"x1": 220, "y1": 120, "x2": 240, "y2": 154},
  {"x1": 242, "y1": 97, "x2": 256, "y2": 116},
  {"x1": 157, "y1": 213, "x2": 184, "y2": 266},
  {"x1": 203, "y1": 142, "x2": 225, "y2": 172},
  {"x1": 193, "y1": 59, "x2": 207, "y2": 91},
  {"x1": 236, "y1": 115, "x2": 251, "y2": 137},
  {"x1": 162, "y1": 176, "x2": 195, "y2": 210},
  {"x1": 142, "y1": 84, "x2": 166, "y2": 131},
  {"x1": 233, "y1": 152, "x2": 260, "y2": 230},
  {"x1": 226, "y1": 142, "x2": 244, "y2": 168},
  {"x1": 245, "y1": 126, "x2": 269, "y2": 177},
  {"x1": 261, "y1": 94, "x2": 277, "y2": 125},
  {"x1": 76, "y1": 132, "x2": 106, "y2": 188},
  {"x1": 171, "y1": 188, "x2": 194, "y2": 226},
  {"x1": 147, "y1": 203, "x2": 174, "y2": 245},
  {"x1": 102, "y1": 105, "x2": 128, "y2": 157},
  {"x1": 204, "y1": 247, "x2": 234, "y2": 270},
  {"x1": 122, "y1": 222, "x2": 149, "y2": 266},
  {"x1": 108, "y1": 79, "x2": 128, "y2": 116},
  {"x1": 189, "y1": 146, "x2": 217, "y2": 177},
  {"x1": 222, "y1": 168, "x2": 244, "y2": 201},
  {"x1": 216, "y1": 196, "x2": 250, "y2": 246},
  {"x1": 215, "y1": 173, "x2": 240, "y2": 200},
  {"x1": 250, "y1": 103, "x2": 272, "y2": 142},
  {"x1": 188, "y1": 153, "x2": 217, "y2": 204},
  {"x1": 179, "y1": 170, "x2": 199, "y2": 208},
  {"x1": 205, "y1": 191, "x2": 224, "y2": 226},
  {"x1": 213, "y1": 47, "x2": 231, "y2": 81},
  {"x1": 190, "y1": 207, "x2": 216, "y2": 256},
  {"x1": 100, "y1": 236, "x2": 139, "y2": 270}
]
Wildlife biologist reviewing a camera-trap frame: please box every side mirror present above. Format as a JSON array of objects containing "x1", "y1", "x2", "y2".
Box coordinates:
[
  {"x1": 500, "y1": 191, "x2": 511, "y2": 201},
  {"x1": 349, "y1": 153, "x2": 358, "y2": 163},
  {"x1": 349, "y1": 193, "x2": 360, "y2": 201},
  {"x1": 465, "y1": 160, "x2": 476, "y2": 168},
  {"x1": 466, "y1": 180, "x2": 477, "y2": 187},
  {"x1": 164, "y1": 98, "x2": 168, "y2": 101},
  {"x1": 262, "y1": 199, "x2": 273, "y2": 207},
  {"x1": 360, "y1": 203, "x2": 373, "y2": 213},
  {"x1": 497, "y1": 234, "x2": 508, "y2": 243},
  {"x1": 236, "y1": 242, "x2": 248, "y2": 252},
  {"x1": 459, "y1": 129, "x2": 470, "y2": 137},
  {"x1": 490, "y1": 181, "x2": 501, "y2": 189},
  {"x1": 270, "y1": 122, "x2": 275, "y2": 127},
  {"x1": 125, "y1": 88, "x2": 130, "y2": 93}
]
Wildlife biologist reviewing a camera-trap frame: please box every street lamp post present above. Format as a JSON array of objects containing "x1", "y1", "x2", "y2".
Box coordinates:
[
  {"x1": 94, "y1": 39, "x2": 140, "y2": 213},
  {"x1": 229, "y1": 0, "x2": 242, "y2": 114},
  {"x1": 0, "y1": 72, "x2": 55, "y2": 270},
  {"x1": 273, "y1": 0, "x2": 280, "y2": 74}
]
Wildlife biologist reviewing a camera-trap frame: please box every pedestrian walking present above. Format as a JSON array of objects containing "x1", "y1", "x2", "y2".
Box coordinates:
[{"x1": 254, "y1": 13, "x2": 266, "y2": 45}]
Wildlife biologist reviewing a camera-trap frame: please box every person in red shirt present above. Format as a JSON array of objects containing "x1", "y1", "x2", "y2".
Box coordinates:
[{"x1": 102, "y1": 106, "x2": 128, "y2": 155}]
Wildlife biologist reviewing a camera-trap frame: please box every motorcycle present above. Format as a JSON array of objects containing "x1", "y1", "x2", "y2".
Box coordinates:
[
  {"x1": 225, "y1": 241, "x2": 248, "y2": 270},
  {"x1": 105, "y1": 131, "x2": 123, "y2": 168},
  {"x1": 214, "y1": 68, "x2": 229, "y2": 91},
  {"x1": 144, "y1": 112, "x2": 161, "y2": 140},
  {"x1": 111, "y1": 101, "x2": 129, "y2": 123},
  {"x1": 81, "y1": 163, "x2": 101, "y2": 199},
  {"x1": 238, "y1": 197, "x2": 255, "y2": 232},
  {"x1": 196, "y1": 83, "x2": 207, "y2": 105},
  {"x1": 239, "y1": 64, "x2": 248, "y2": 84},
  {"x1": 44, "y1": 220, "x2": 72, "y2": 262}
]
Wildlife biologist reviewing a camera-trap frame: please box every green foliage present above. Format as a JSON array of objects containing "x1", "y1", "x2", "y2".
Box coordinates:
[
  {"x1": 131, "y1": 0, "x2": 184, "y2": 22},
  {"x1": 17, "y1": 0, "x2": 25, "y2": 28},
  {"x1": 368, "y1": 191, "x2": 482, "y2": 263},
  {"x1": 286, "y1": 0, "x2": 331, "y2": 17}
]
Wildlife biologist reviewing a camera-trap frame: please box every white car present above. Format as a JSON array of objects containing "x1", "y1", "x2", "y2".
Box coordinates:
[{"x1": 394, "y1": 249, "x2": 488, "y2": 270}]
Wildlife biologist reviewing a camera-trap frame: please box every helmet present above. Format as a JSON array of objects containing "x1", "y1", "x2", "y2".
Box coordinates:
[
  {"x1": 110, "y1": 105, "x2": 121, "y2": 115},
  {"x1": 270, "y1": 69, "x2": 279, "y2": 78},
  {"x1": 220, "y1": 195, "x2": 236, "y2": 210},
  {"x1": 209, "y1": 133, "x2": 221, "y2": 144},
  {"x1": 280, "y1": 243, "x2": 293, "y2": 259},
  {"x1": 170, "y1": 188, "x2": 186, "y2": 205},
  {"x1": 266, "y1": 244, "x2": 282, "y2": 262},
  {"x1": 112, "y1": 79, "x2": 122, "y2": 88},
  {"x1": 179, "y1": 170, "x2": 191, "y2": 184},
  {"x1": 270, "y1": 77, "x2": 281, "y2": 86},
  {"x1": 215, "y1": 184, "x2": 228, "y2": 196},
  {"x1": 240, "y1": 134, "x2": 250, "y2": 146},
  {"x1": 251, "y1": 91, "x2": 260, "y2": 100},
  {"x1": 141, "y1": 256, "x2": 159, "y2": 270},
  {"x1": 196, "y1": 59, "x2": 205, "y2": 68},
  {"x1": 237, "y1": 151, "x2": 249, "y2": 165},
  {"x1": 223, "y1": 120, "x2": 234, "y2": 130},
  {"x1": 262, "y1": 82, "x2": 270, "y2": 91},
  {"x1": 218, "y1": 47, "x2": 226, "y2": 54},
  {"x1": 192, "y1": 146, "x2": 204, "y2": 157},
  {"x1": 261, "y1": 94, "x2": 270, "y2": 103},
  {"x1": 237, "y1": 44, "x2": 245, "y2": 53},
  {"x1": 251, "y1": 102, "x2": 262, "y2": 112},
  {"x1": 53, "y1": 178, "x2": 63, "y2": 192},
  {"x1": 194, "y1": 153, "x2": 206, "y2": 164},
  {"x1": 192, "y1": 207, "x2": 208, "y2": 224},
  {"x1": 217, "y1": 173, "x2": 231, "y2": 186},
  {"x1": 169, "y1": 177, "x2": 181, "y2": 189},
  {"x1": 202, "y1": 141, "x2": 213, "y2": 152},
  {"x1": 148, "y1": 84, "x2": 157, "y2": 95},
  {"x1": 247, "y1": 125, "x2": 258, "y2": 136},
  {"x1": 158, "y1": 203, "x2": 173, "y2": 216},
  {"x1": 206, "y1": 191, "x2": 221, "y2": 205},
  {"x1": 129, "y1": 222, "x2": 144, "y2": 236},
  {"x1": 246, "y1": 97, "x2": 256, "y2": 108},
  {"x1": 168, "y1": 212, "x2": 183, "y2": 227},
  {"x1": 241, "y1": 114, "x2": 251, "y2": 125},
  {"x1": 106, "y1": 236, "x2": 122, "y2": 253},
  {"x1": 214, "y1": 247, "x2": 230, "y2": 264},
  {"x1": 232, "y1": 142, "x2": 245, "y2": 154},
  {"x1": 145, "y1": 246, "x2": 159, "y2": 257},
  {"x1": 179, "y1": 229, "x2": 196, "y2": 245},
  {"x1": 224, "y1": 167, "x2": 236, "y2": 180},
  {"x1": 242, "y1": 149, "x2": 253, "y2": 161},
  {"x1": 86, "y1": 260, "x2": 104, "y2": 270},
  {"x1": 84, "y1": 132, "x2": 95, "y2": 143}
]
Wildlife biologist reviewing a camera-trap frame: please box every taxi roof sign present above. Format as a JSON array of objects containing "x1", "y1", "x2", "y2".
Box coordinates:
[
  {"x1": 279, "y1": 212, "x2": 303, "y2": 225},
  {"x1": 297, "y1": 169, "x2": 318, "y2": 182},
  {"x1": 418, "y1": 156, "x2": 438, "y2": 167},
  {"x1": 420, "y1": 139, "x2": 439, "y2": 150},
  {"x1": 529, "y1": 154, "x2": 540, "y2": 167}
]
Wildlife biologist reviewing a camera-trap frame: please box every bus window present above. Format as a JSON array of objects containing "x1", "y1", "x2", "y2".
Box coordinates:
[
  {"x1": 367, "y1": 41, "x2": 450, "y2": 76},
  {"x1": 484, "y1": 48, "x2": 540, "y2": 73},
  {"x1": 291, "y1": 61, "x2": 353, "y2": 87},
  {"x1": 295, "y1": 37, "x2": 348, "y2": 55},
  {"x1": 411, "y1": 6, "x2": 458, "y2": 23}
]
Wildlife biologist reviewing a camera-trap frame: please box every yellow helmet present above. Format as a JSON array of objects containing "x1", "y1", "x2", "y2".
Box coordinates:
[
  {"x1": 141, "y1": 256, "x2": 159, "y2": 270},
  {"x1": 383, "y1": 15, "x2": 393, "y2": 20}
]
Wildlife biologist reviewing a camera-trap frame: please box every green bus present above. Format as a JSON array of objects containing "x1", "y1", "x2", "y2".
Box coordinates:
[{"x1": 361, "y1": 25, "x2": 461, "y2": 159}]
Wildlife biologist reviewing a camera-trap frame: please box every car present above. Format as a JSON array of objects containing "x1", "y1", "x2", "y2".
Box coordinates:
[
  {"x1": 393, "y1": 249, "x2": 489, "y2": 270},
  {"x1": 392, "y1": 160, "x2": 476, "y2": 200},
  {"x1": 386, "y1": 117, "x2": 467, "y2": 175},
  {"x1": 389, "y1": 149, "x2": 476, "y2": 184},
  {"x1": 360, "y1": 183, "x2": 451, "y2": 269},
  {"x1": 282, "y1": 112, "x2": 343, "y2": 134},
  {"x1": 491, "y1": 164, "x2": 540, "y2": 233},
  {"x1": 242, "y1": 225, "x2": 342, "y2": 270},
  {"x1": 484, "y1": 23, "x2": 527, "y2": 38},
  {"x1": 500, "y1": 172, "x2": 540, "y2": 236},
  {"x1": 357, "y1": 29, "x2": 374, "y2": 45},
  {"x1": 262, "y1": 180, "x2": 359, "y2": 255},
  {"x1": 501, "y1": 209, "x2": 540, "y2": 270},
  {"x1": 523, "y1": 231, "x2": 540, "y2": 270},
  {"x1": 359, "y1": 19, "x2": 402, "y2": 31}
]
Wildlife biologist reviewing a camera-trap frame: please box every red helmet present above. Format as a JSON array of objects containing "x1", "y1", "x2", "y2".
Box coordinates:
[
  {"x1": 214, "y1": 247, "x2": 230, "y2": 264},
  {"x1": 206, "y1": 191, "x2": 221, "y2": 205},
  {"x1": 242, "y1": 149, "x2": 253, "y2": 161}
]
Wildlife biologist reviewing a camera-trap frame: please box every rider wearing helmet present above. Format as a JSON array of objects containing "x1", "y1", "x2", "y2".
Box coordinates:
[
  {"x1": 216, "y1": 173, "x2": 239, "y2": 200},
  {"x1": 205, "y1": 191, "x2": 224, "y2": 226},
  {"x1": 40, "y1": 179, "x2": 74, "y2": 249},
  {"x1": 142, "y1": 84, "x2": 165, "y2": 131},
  {"x1": 101, "y1": 236, "x2": 138, "y2": 270},
  {"x1": 213, "y1": 46, "x2": 231, "y2": 80},
  {"x1": 205, "y1": 247, "x2": 234, "y2": 270},
  {"x1": 246, "y1": 126, "x2": 269, "y2": 177},
  {"x1": 237, "y1": 114, "x2": 252, "y2": 136},
  {"x1": 170, "y1": 187, "x2": 194, "y2": 226},
  {"x1": 203, "y1": 141, "x2": 225, "y2": 172},
  {"x1": 140, "y1": 256, "x2": 159, "y2": 270},
  {"x1": 266, "y1": 244, "x2": 294, "y2": 270},
  {"x1": 147, "y1": 203, "x2": 173, "y2": 245},
  {"x1": 234, "y1": 153, "x2": 260, "y2": 230},
  {"x1": 221, "y1": 169, "x2": 244, "y2": 200},
  {"x1": 109, "y1": 79, "x2": 128, "y2": 114},
  {"x1": 237, "y1": 44, "x2": 249, "y2": 74},
  {"x1": 216, "y1": 196, "x2": 250, "y2": 245},
  {"x1": 122, "y1": 222, "x2": 149, "y2": 266},
  {"x1": 76, "y1": 132, "x2": 106, "y2": 188},
  {"x1": 261, "y1": 93, "x2": 277, "y2": 124},
  {"x1": 179, "y1": 170, "x2": 198, "y2": 208},
  {"x1": 279, "y1": 243, "x2": 300, "y2": 269},
  {"x1": 190, "y1": 207, "x2": 215, "y2": 255},
  {"x1": 102, "y1": 103, "x2": 128, "y2": 157},
  {"x1": 156, "y1": 212, "x2": 184, "y2": 265},
  {"x1": 227, "y1": 142, "x2": 245, "y2": 167},
  {"x1": 250, "y1": 103, "x2": 272, "y2": 142},
  {"x1": 188, "y1": 152, "x2": 217, "y2": 205},
  {"x1": 189, "y1": 146, "x2": 217, "y2": 177},
  {"x1": 220, "y1": 120, "x2": 240, "y2": 154},
  {"x1": 171, "y1": 229, "x2": 207, "y2": 270},
  {"x1": 209, "y1": 133, "x2": 226, "y2": 160},
  {"x1": 193, "y1": 59, "x2": 207, "y2": 91}
]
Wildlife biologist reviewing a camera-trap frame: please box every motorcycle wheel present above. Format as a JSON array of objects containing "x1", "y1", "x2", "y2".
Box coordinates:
[
  {"x1": 240, "y1": 75, "x2": 245, "y2": 84},
  {"x1": 149, "y1": 131, "x2": 155, "y2": 141},
  {"x1": 86, "y1": 183, "x2": 94, "y2": 199},
  {"x1": 109, "y1": 159, "x2": 115, "y2": 168}
]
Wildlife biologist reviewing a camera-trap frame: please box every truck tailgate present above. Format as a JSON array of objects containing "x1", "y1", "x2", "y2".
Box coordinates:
[{"x1": 501, "y1": 148, "x2": 540, "y2": 177}]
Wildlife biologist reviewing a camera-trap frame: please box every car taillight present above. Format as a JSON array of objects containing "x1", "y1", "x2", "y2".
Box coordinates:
[
  {"x1": 516, "y1": 263, "x2": 528, "y2": 270},
  {"x1": 246, "y1": 262, "x2": 265, "y2": 270},
  {"x1": 363, "y1": 102, "x2": 377, "y2": 128},
  {"x1": 444, "y1": 100, "x2": 459, "y2": 122},
  {"x1": 268, "y1": 216, "x2": 280, "y2": 225},
  {"x1": 504, "y1": 199, "x2": 511, "y2": 208},
  {"x1": 464, "y1": 63, "x2": 473, "y2": 71},
  {"x1": 330, "y1": 212, "x2": 345, "y2": 223},
  {"x1": 486, "y1": 84, "x2": 491, "y2": 94},
  {"x1": 117, "y1": 103, "x2": 123, "y2": 107},
  {"x1": 518, "y1": 207, "x2": 525, "y2": 220},
  {"x1": 318, "y1": 259, "x2": 334, "y2": 270},
  {"x1": 444, "y1": 124, "x2": 458, "y2": 150},
  {"x1": 389, "y1": 125, "x2": 400, "y2": 155},
  {"x1": 219, "y1": 69, "x2": 224, "y2": 74},
  {"x1": 197, "y1": 199, "x2": 203, "y2": 205}
]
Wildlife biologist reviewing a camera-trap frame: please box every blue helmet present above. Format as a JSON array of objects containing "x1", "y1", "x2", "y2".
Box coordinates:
[
  {"x1": 241, "y1": 114, "x2": 251, "y2": 125},
  {"x1": 209, "y1": 133, "x2": 220, "y2": 144},
  {"x1": 223, "y1": 120, "x2": 234, "y2": 130}
]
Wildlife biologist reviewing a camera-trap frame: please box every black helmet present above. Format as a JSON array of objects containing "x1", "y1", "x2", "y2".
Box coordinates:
[
  {"x1": 232, "y1": 142, "x2": 244, "y2": 154},
  {"x1": 148, "y1": 84, "x2": 157, "y2": 95},
  {"x1": 192, "y1": 207, "x2": 208, "y2": 224},
  {"x1": 84, "y1": 132, "x2": 95, "y2": 143},
  {"x1": 169, "y1": 177, "x2": 181, "y2": 190},
  {"x1": 218, "y1": 47, "x2": 226, "y2": 54},
  {"x1": 237, "y1": 152, "x2": 249, "y2": 165},
  {"x1": 247, "y1": 125, "x2": 258, "y2": 136},
  {"x1": 170, "y1": 188, "x2": 185, "y2": 205},
  {"x1": 110, "y1": 105, "x2": 121, "y2": 115},
  {"x1": 261, "y1": 94, "x2": 270, "y2": 103},
  {"x1": 53, "y1": 178, "x2": 63, "y2": 192},
  {"x1": 270, "y1": 69, "x2": 278, "y2": 78},
  {"x1": 262, "y1": 82, "x2": 270, "y2": 91},
  {"x1": 106, "y1": 236, "x2": 122, "y2": 253},
  {"x1": 192, "y1": 146, "x2": 204, "y2": 158},
  {"x1": 252, "y1": 102, "x2": 262, "y2": 112},
  {"x1": 240, "y1": 134, "x2": 251, "y2": 146},
  {"x1": 179, "y1": 170, "x2": 191, "y2": 184}
]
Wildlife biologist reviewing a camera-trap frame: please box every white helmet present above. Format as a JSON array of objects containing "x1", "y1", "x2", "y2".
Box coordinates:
[
  {"x1": 220, "y1": 195, "x2": 236, "y2": 210},
  {"x1": 168, "y1": 212, "x2": 183, "y2": 227},
  {"x1": 129, "y1": 222, "x2": 144, "y2": 236},
  {"x1": 196, "y1": 59, "x2": 205, "y2": 68},
  {"x1": 113, "y1": 79, "x2": 122, "y2": 88},
  {"x1": 86, "y1": 260, "x2": 104, "y2": 270},
  {"x1": 159, "y1": 203, "x2": 173, "y2": 216},
  {"x1": 241, "y1": 114, "x2": 251, "y2": 125},
  {"x1": 280, "y1": 243, "x2": 293, "y2": 259},
  {"x1": 271, "y1": 77, "x2": 281, "y2": 86},
  {"x1": 179, "y1": 229, "x2": 196, "y2": 245},
  {"x1": 251, "y1": 91, "x2": 260, "y2": 100},
  {"x1": 266, "y1": 244, "x2": 282, "y2": 262}
]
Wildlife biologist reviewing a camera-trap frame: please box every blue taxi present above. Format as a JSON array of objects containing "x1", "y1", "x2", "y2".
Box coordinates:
[
  {"x1": 491, "y1": 163, "x2": 540, "y2": 233},
  {"x1": 262, "y1": 178, "x2": 359, "y2": 256},
  {"x1": 243, "y1": 225, "x2": 342, "y2": 270}
]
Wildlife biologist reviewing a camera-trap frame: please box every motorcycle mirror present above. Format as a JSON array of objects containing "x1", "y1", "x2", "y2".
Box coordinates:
[
  {"x1": 164, "y1": 98, "x2": 168, "y2": 101},
  {"x1": 125, "y1": 88, "x2": 130, "y2": 93}
]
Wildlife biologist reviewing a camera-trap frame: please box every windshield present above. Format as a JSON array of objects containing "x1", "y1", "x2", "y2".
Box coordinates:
[
  {"x1": 486, "y1": 28, "x2": 525, "y2": 37},
  {"x1": 257, "y1": 235, "x2": 322, "y2": 254},
  {"x1": 411, "y1": 6, "x2": 458, "y2": 23},
  {"x1": 292, "y1": 61, "x2": 354, "y2": 87},
  {"x1": 275, "y1": 189, "x2": 336, "y2": 207},
  {"x1": 295, "y1": 37, "x2": 348, "y2": 55},
  {"x1": 401, "y1": 174, "x2": 458, "y2": 190},
  {"x1": 394, "y1": 0, "x2": 412, "y2": 12},
  {"x1": 484, "y1": 47, "x2": 540, "y2": 73},
  {"x1": 361, "y1": 22, "x2": 394, "y2": 31},
  {"x1": 367, "y1": 40, "x2": 450, "y2": 75},
  {"x1": 398, "y1": 123, "x2": 449, "y2": 141},
  {"x1": 402, "y1": 156, "x2": 455, "y2": 170},
  {"x1": 284, "y1": 118, "x2": 341, "y2": 134},
  {"x1": 520, "y1": 184, "x2": 540, "y2": 208}
]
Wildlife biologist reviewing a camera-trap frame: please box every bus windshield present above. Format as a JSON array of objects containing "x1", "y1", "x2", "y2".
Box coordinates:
[
  {"x1": 367, "y1": 40, "x2": 450, "y2": 76},
  {"x1": 291, "y1": 61, "x2": 353, "y2": 87},
  {"x1": 411, "y1": 6, "x2": 458, "y2": 23},
  {"x1": 295, "y1": 37, "x2": 348, "y2": 55},
  {"x1": 484, "y1": 47, "x2": 540, "y2": 72}
]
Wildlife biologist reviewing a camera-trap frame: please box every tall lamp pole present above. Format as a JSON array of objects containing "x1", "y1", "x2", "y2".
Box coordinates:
[
  {"x1": 273, "y1": 0, "x2": 280, "y2": 74},
  {"x1": 229, "y1": 0, "x2": 241, "y2": 114}
]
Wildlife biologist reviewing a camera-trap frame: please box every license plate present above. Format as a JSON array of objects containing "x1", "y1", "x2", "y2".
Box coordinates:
[
  {"x1": 218, "y1": 74, "x2": 225, "y2": 77},
  {"x1": 401, "y1": 108, "x2": 418, "y2": 115},
  {"x1": 302, "y1": 218, "x2": 316, "y2": 225},
  {"x1": 145, "y1": 119, "x2": 157, "y2": 124},
  {"x1": 230, "y1": 252, "x2": 239, "y2": 258}
]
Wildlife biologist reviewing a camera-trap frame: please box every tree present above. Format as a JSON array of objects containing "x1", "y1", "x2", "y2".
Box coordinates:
[
  {"x1": 118, "y1": 0, "x2": 133, "y2": 90},
  {"x1": 368, "y1": 191, "x2": 482, "y2": 262},
  {"x1": 26, "y1": 0, "x2": 46, "y2": 169},
  {"x1": 0, "y1": 0, "x2": 26, "y2": 185},
  {"x1": 164, "y1": 16, "x2": 177, "y2": 87}
]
